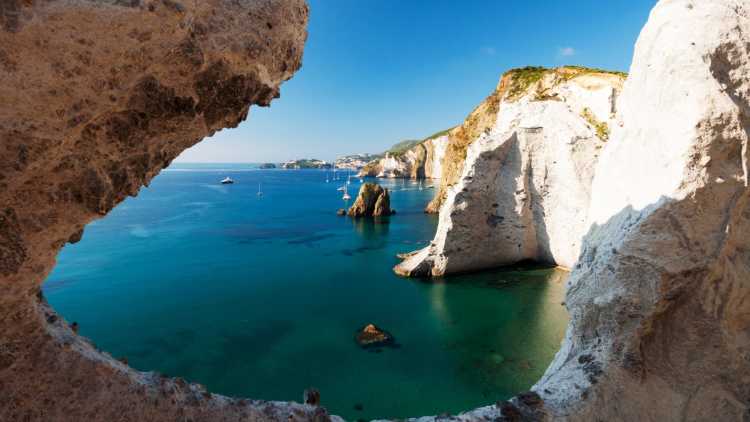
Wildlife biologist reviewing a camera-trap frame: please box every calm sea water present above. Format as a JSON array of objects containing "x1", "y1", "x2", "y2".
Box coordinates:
[{"x1": 44, "y1": 163, "x2": 568, "y2": 420}]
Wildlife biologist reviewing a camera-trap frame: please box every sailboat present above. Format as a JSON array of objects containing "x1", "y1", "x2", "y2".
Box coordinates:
[
  {"x1": 342, "y1": 184, "x2": 351, "y2": 201},
  {"x1": 326, "y1": 170, "x2": 330, "y2": 183},
  {"x1": 220, "y1": 176, "x2": 234, "y2": 184},
  {"x1": 257, "y1": 183, "x2": 263, "y2": 197}
]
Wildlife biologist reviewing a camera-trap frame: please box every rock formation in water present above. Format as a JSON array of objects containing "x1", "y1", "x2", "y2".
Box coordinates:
[
  {"x1": 348, "y1": 183, "x2": 393, "y2": 217},
  {"x1": 0, "y1": 1, "x2": 340, "y2": 421},
  {"x1": 395, "y1": 67, "x2": 625, "y2": 276},
  {"x1": 358, "y1": 134, "x2": 450, "y2": 179},
  {"x1": 398, "y1": 1, "x2": 750, "y2": 420},
  {"x1": 355, "y1": 324, "x2": 394, "y2": 348}
]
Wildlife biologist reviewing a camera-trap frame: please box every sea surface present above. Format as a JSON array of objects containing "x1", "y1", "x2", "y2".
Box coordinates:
[{"x1": 44, "y1": 163, "x2": 569, "y2": 420}]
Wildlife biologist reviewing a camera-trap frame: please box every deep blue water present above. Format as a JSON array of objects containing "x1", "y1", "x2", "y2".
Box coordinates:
[{"x1": 44, "y1": 163, "x2": 568, "y2": 420}]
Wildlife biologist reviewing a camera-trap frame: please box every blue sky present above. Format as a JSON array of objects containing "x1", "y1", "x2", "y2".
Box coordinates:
[{"x1": 176, "y1": 0, "x2": 657, "y2": 163}]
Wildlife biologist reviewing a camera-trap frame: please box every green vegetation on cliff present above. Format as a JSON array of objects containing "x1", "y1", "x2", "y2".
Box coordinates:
[
  {"x1": 504, "y1": 65, "x2": 628, "y2": 101},
  {"x1": 581, "y1": 107, "x2": 610, "y2": 141},
  {"x1": 387, "y1": 140, "x2": 421, "y2": 156},
  {"x1": 505, "y1": 66, "x2": 548, "y2": 99},
  {"x1": 423, "y1": 127, "x2": 454, "y2": 141}
]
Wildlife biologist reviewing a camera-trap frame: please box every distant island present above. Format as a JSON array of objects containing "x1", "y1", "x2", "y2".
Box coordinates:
[
  {"x1": 334, "y1": 153, "x2": 381, "y2": 170},
  {"x1": 281, "y1": 158, "x2": 332, "y2": 169},
  {"x1": 259, "y1": 163, "x2": 277, "y2": 169}
]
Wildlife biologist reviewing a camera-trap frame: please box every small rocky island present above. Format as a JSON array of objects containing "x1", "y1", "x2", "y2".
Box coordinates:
[
  {"x1": 355, "y1": 324, "x2": 394, "y2": 348},
  {"x1": 259, "y1": 163, "x2": 276, "y2": 169},
  {"x1": 348, "y1": 183, "x2": 393, "y2": 217}
]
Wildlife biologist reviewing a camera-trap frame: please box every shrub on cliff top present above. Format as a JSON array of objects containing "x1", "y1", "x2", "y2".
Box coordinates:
[{"x1": 505, "y1": 66, "x2": 548, "y2": 99}]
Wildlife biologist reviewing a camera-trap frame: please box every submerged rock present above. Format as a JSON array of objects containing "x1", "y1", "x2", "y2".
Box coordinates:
[
  {"x1": 336, "y1": 208, "x2": 346, "y2": 216},
  {"x1": 355, "y1": 324, "x2": 394, "y2": 348},
  {"x1": 348, "y1": 183, "x2": 393, "y2": 217}
]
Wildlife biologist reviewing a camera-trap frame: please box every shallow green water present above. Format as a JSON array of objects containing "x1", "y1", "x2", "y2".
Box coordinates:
[{"x1": 44, "y1": 164, "x2": 568, "y2": 420}]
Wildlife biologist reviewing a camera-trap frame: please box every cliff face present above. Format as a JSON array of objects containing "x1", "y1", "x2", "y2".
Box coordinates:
[
  {"x1": 400, "y1": 1, "x2": 750, "y2": 420},
  {"x1": 533, "y1": 1, "x2": 750, "y2": 419},
  {"x1": 358, "y1": 135, "x2": 449, "y2": 179},
  {"x1": 0, "y1": 1, "x2": 335, "y2": 421},
  {"x1": 396, "y1": 67, "x2": 625, "y2": 276}
]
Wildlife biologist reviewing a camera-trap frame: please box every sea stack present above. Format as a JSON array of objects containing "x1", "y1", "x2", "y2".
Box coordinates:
[
  {"x1": 355, "y1": 324, "x2": 394, "y2": 348},
  {"x1": 348, "y1": 183, "x2": 393, "y2": 217}
]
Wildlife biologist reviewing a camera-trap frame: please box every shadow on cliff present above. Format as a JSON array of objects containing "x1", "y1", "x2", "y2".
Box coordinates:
[{"x1": 438, "y1": 131, "x2": 555, "y2": 275}]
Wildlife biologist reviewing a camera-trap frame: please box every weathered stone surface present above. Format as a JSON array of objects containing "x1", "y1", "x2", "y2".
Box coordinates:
[
  {"x1": 390, "y1": 1, "x2": 750, "y2": 421},
  {"x1": 395, "y1": 67, "x2": 624, "y2": 277},
  {"x1": 0, "y1": 1, "x2": 345, "y2": 421},
  {"x1": 533, "y1": 1, "x2": 750, "y2": 420},
  {"x1": 348, "y1": 183, "x2": 393, "y2": 217}
]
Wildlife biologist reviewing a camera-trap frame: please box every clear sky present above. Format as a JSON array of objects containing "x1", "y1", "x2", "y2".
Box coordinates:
[{"x1": 176, "y1": 0, "x2": 657, "y2": 163}]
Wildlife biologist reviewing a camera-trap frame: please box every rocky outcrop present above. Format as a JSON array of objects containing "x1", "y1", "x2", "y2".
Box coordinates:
[
  {"x1": 533, "y1": 1, "x2": 750, "y2": 419},
  {"x1": 396, "y1": 67, "x2": 625, "y2": 277},
  {"x1": 395, "y1": 1, "x2": 750, "y2": 420},
  {"x1": 0, "y1": 1, "x2": 341, "y2": 421},
  {"x1": 358, "y1": 134, "x2": 449, "y2": 179},
  {"x1": 348, "y1": 183, "x2": 393, "y2": 217}
]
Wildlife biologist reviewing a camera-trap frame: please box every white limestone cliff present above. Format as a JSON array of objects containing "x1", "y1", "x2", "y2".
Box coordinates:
[
  {"x1": 395, "y1": 68, "x2": 625, "y2": 276},
  {"x1": 359, "y1": 135, "x2": 450, "y2": 179},
  {"x1": 533, "y1": 0, "x2": 750, "y2": 419}
]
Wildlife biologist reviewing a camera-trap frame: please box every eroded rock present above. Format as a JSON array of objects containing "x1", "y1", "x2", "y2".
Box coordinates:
[
  {"x1": 392, "y1": 1, "x2": 750, "y2": 420},
  {"x1": 395, "y1": 67, "x2": 625, "y2": 277},
  {"x1": 348, "y1": 183, "x2": 393, "y2": 217},
  {"x1": 0, "y1": 1, "x2": 342, "y2": 421},
  {"x1": 534, "y1": 1, "x2": 750, "y2": 420}
]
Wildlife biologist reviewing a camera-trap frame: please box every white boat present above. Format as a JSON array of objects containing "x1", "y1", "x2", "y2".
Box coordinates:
[
  {"x1": 342, "y1": 184, "x2": 351, "y2": 201},
  {"x1": 257, "y1": 183, "x2": 263, "y2": 197},
  {"x1": 220, "y1": 177, "x2": 234, "y2": 184},
  {"x1": 337, "y1": 186, "x2": 346, "y2": 192}
]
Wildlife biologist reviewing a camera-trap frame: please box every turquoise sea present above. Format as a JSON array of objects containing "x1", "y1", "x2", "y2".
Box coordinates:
[{"x1": 44, "y1": 163, "x2": 569, "y2": 420}]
